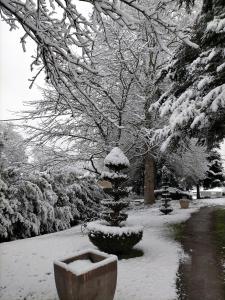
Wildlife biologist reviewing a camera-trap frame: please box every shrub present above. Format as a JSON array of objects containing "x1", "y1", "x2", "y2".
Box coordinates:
[{"x1": 0, "y1": 168, "x2": 104, "y2": 242}]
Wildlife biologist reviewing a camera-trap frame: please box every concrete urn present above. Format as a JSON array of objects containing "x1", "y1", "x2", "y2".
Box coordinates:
[{"x1": 54, "y1": 249, "x2": 117, "y2": 300}]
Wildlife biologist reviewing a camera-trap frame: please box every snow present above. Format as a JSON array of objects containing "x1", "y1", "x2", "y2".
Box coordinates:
[
  {"x1": 1, "y1": 199, "x2": 225, "y2": 300},
  {"x1": 55, "y1": 249, "x2": 117, "y2": 275},
  {"x1": 177, "y1": 33, "x2": 199, "y2": 49},
  {"x1": 190, "y1": 187, "x2": 225, "y2": 199},
  {"x1": 87, "y1": 221, "x2": 143, "y2": 236},
  {"x1": 68, "y1": 259, "x2": 95, "y2": 274},
  {"x1": 202, "y1": 84, "x2": 225, "y2": 108},
  {"x1": 207, "y1": 48, "x2": 217, "y2": 61},
  {"x1": 68, "y1": 255, "x2": 117, "y2": 275},
  {"x1": 217, "y1": 62, "x2": 225, "y2": 73},
  {"x1": 197, "y1": 76, "x2": 212, "y2": 90},
  {"x1": 101, "y1": 171, "x2": 128, "y2": 180},
  {"x1": 104, "y1": 147, "x2": 130, "y2": 168},
  {"x1": 155, "y1": 187, "x2": 191, "y2": 197},
  {"x1": 207, "y1": 17, "x2": 225, "y2": 33}
]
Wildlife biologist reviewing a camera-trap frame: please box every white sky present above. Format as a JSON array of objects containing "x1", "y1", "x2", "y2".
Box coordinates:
[
  {"x1": 0, "y1": 21, "x2": 43, "y2": 121},
  {"x1": 0, "y1": 1, "x2": 91, "y2": 121},
  {"x1": 0, "y1": 16, "x2": 224, "y2": 167}
]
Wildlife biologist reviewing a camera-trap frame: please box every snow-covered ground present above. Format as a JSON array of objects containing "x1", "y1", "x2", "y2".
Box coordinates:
[
  {"x1": 1, "y1": 198, "x2": 225, "y2": 300},
  {"x1": 190, "y1": 187, "x2": 225, "y2": 199}
]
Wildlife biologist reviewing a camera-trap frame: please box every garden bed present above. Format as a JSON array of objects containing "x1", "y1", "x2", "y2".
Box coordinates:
[{"x1": 1, "y1": 199, "x2": 225, "y2": 300}]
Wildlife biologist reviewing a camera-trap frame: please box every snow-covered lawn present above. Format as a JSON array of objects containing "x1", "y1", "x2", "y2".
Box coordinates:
[{"x1": 1, "y1": 198, "x2": 225, "y2": 300}]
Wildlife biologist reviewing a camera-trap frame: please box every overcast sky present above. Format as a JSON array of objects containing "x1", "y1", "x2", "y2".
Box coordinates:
[
  {"x1": 0, "y1": 0, "x2": 91, "y2": 121},
  {"x1": 0, "y1": 21, "x2": 43, "y2": 121},
  {"x1": 0, "y1": 17, "x2": 224, "y2": 166}
]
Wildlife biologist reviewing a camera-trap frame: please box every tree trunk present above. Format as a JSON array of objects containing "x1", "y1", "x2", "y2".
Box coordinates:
[
  {"x1": 196, "y1": 184, "x2": 201, "y2": 199},
  {"x1": 144, "y1": 153, "x2": 155, "y2": 204}
]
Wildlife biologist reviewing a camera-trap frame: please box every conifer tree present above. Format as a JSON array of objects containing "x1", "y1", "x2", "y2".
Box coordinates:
[
  {"x1": 101, "y1": 147, "x2": 130, "y2": 226},
  {"x1": 203, "y1": 150, "x2": 225, "y2": 188},
  {"x1": 151, "y1": 0, "x2": 225, "y2": 149},
  {"x1": 87, "y1": 147, "x2": 143, "y2": 253}
]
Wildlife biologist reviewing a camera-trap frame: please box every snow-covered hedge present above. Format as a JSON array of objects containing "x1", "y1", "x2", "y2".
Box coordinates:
[{"x1": 0, "y1": 168, "x2": 104, "y2": 242}]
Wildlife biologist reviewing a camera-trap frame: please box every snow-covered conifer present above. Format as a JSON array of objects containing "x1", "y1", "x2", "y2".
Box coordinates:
[
  {"x1": 203, "y1": 149, "x2": 225, "y2": 188},
  {"x1": 88, "y1": 148, "x2": 143, "y2": 253},
  {"x1": 101, "y1": 147, "x2": 130, "y2": 226},
  {"x1": 150, "y1": 0, "x2": 225, "y2": 148}
]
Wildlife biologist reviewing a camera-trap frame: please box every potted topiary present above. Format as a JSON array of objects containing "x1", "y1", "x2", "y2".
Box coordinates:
[
  {"x1": 159, "y1": 166, "x2": 173, "y2": 215},
  {"x1": 87, "y1": 147, "x2": 143, "y2": 254}
]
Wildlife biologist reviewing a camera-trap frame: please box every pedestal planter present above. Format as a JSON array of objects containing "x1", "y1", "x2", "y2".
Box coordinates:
[
  {"x1": 159, "y1": 166, "x2": 173, "y2": 215},
  {"x1": 89, "y1": 148, "x2": 143, "y2": 254},
  {"x1": 160, "y1": 205, "x2": 173, "y2": 215},
  {"x1": 179, "y1": 199, "x2": 190, "y2": 209},
  {"x1": 54, "y1": 249, "x2": 117, "y2": 300},
  {"x1": 87, "y1": 222, "x2": 143, "y2": 254}
]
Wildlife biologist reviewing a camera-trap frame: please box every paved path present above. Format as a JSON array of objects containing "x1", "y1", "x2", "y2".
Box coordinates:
[{"x1": 177, "y1": 207, "x2": 225, "y2": 300}]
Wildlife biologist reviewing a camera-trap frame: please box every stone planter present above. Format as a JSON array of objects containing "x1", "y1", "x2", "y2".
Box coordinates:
[
  {"x1": 87, "y1": 222, "x2": 143, "y2": 254},
  {"x1": 179, "y1": 198, "x2": 190, "y2": 209},
  {"x1": 54, "y1": 249, "x2": 117, "y2": 300}
]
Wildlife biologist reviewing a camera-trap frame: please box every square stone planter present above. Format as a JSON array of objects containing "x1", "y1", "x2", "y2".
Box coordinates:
[
  {"x1": 54, "y1": 249, "x2": 117, "y2": 300},
  {"x1": 179, "y1": 198, "x2": 190, "y2": 209}
]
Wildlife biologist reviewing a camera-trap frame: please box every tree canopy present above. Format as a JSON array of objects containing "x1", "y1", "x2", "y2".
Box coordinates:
[
  {"x1": 1, "y1": 0, "x2": 224, "y2": 154},
  {"x1": 0, "y1": 0, "x2": 198, "y2": 125}
]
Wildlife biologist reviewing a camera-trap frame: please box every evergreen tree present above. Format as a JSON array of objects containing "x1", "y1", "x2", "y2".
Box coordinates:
[
  {"x1": 203, "y1": 149, "x2": 225, "y2": 188},
  {"x1": 159, "y1": 166, "x2": 173, "y2": 215},
  {"x1": 87, "y1": 147, "x2": 143, "y2": 253},
  {"x1": 151, "y1": 0, "x2": 225, "y2": 149},
  {"x1": 101, "y1": 147, "x2": 130, "y2": 226}
]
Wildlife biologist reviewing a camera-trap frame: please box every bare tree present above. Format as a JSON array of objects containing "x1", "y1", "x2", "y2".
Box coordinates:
[
  {"x1": 169, "y1": 139, "x2": 209, "y2": 198},
  {"x1": 1, "y1": 0, "x2": 199, "y2": 203},
  {"x1": 0, "y1": 123, "x2": 28, "y2": 169},
  {"x1": 0, "y1": 0, "x2": 198, "y2": 121}
]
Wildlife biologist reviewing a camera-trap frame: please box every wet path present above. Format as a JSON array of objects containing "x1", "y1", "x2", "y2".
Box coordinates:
[{"x1": 177, "y1": 207, "x2": 225, "y2": 300}]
